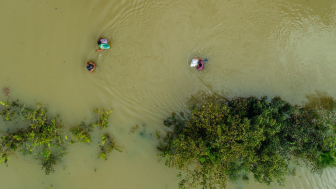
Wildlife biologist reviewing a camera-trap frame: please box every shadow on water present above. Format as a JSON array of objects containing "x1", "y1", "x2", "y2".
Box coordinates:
[
  {"x1": 186, "y1": 90, "x2": 228, "y2": 108},
  {"x1": 137, "y1": 124, "x2": 153, "y2": 140},
  {"x1": 189, "y1": 90, "x2": 336, "y2": 112},
  {"x1": 129, "y1": 124, "x2": 154, "y2": 140},
  {"x1": 303, "y1": 90, "x2": 336, "y2": 110}
]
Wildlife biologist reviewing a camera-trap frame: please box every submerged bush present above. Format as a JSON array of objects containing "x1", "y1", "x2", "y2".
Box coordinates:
[
  {"x1": 70, "y1": 122, "x2": 92, "y2": 144},
  {"x1": 93, "y1": 108, "x2": 112, "y2": 129},
  {"x1": 0, "y1": 98, "x2": 119, "y2": 175},
  {"x1": 0, "y1": 100, "x2": 66, "y2": 174},
  {"x1": 158, "y1": 94, "x2": 336, "y2": 188},
  {"x1": 97, "y1": 133, "x2": 122, "y2": 160}
]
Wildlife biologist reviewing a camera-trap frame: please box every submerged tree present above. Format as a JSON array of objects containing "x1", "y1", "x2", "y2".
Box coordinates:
[{"x1": 158, "y1": 93, "x2": 336, "y2": 188}]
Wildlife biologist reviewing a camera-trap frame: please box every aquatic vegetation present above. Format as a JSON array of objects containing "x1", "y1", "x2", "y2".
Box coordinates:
[
  {"x1": 291, "y1": 168, "x2": 297, "y2": 177},
  {"x1": 70, "y1": 108, "x2": 113, "y2": 144},
  {"x1": 0, "y1": 99, "x2": 66, "y2": 174},
  {"x1": 3, "y1": 88, "x2": 9, "y2": 96},
  {"x1": 97, "y1": 133, "x2": 122, "y2": 160},
  {"x1": 158, "y1": 94, "x2": 336, "y2": 188},
  {"x1": 156, "y1": 130, "x2": 160, "y2": 139},
  {"x1": 0, "y1": 98, "x2": 119, "y2": 175},
  {"x1": 93, "y1": 108, "x2": 112, "y2": 129},
  {"x1": 69, "y1": 122, "x2": 92, "y2": 144},
  {"x1": 41, "y1": 151, "x2": 57, "y2": 175},
  {"x1": 130, "y1": 125, "x2": 139, "y2": 134},
  {"x1": 242, "y1": 175, "x2": 249, "y2": 184}
]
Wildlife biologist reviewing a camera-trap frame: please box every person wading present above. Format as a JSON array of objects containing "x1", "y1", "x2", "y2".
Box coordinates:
[
  {"x1": 190, "y1": 57, "x2": 205, "y2": 71},
  {"x1": 95, "y1": 38, "x2": 110, "y2": 52},
  {"x1": 86, "y1": 62, "x2": 96, "y2": 73}
]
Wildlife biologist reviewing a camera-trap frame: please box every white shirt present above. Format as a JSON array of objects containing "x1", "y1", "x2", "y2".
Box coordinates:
[{"x1": 190, "y1": 59, "x2": 199, "y2": 67}]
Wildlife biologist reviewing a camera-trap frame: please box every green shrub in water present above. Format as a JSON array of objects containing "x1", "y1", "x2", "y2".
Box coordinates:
[
  {"x1": 70, "y1": 122, "x2": 92, "y2": 144},
  {"x1": 0, "y1": 98, "x2": 119, "y2": 175},
  {"x1": 158, "y1": 95, "x2": 336, "y2": 188},
  {"x1": 0, "y1": 100, "x2": 66, "y2": 174},
  {"x1": 97, "y1": 133, "x2": 122, "y2": 160},
  {"x1": 70, "y1": 107, "x2": 112, "y2": 144},
  {"x1": 93, "y1": 108, "x2": 112, "y2": 129}
]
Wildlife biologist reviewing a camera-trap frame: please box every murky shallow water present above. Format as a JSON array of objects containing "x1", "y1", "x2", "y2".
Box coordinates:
[{"x1": 0, "y1": 0, "x2": 336, "y2": 188}]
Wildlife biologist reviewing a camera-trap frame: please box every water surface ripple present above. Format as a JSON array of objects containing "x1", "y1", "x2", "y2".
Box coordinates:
[{"x1": 0, "y1": 0, "x2": 336, "y2": 188}]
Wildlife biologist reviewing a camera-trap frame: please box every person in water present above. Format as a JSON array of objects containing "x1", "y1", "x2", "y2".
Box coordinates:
[
  {"x1": 95, "y1": 38, "x2": 110, "y2": 52},
  {"x1": 190, "y1": 57, "x2": 204, "y2": 71},
  {"x1": 86, "y1": 62, "x2": 96, "y2": 73}
]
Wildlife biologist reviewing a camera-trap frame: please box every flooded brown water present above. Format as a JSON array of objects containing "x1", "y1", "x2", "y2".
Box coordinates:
[{"x1": 1, "y1": 0, "x2": 336, "y2": 188}]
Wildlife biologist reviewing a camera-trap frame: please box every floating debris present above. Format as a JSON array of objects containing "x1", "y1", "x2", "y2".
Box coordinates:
[{"x1": 3, "y1": 88, "x2": 9, "y2": 96}]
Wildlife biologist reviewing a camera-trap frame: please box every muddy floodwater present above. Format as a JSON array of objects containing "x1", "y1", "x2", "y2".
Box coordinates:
[{"x1": 1, "y1": 0, "x2": 336, "y2": 188}]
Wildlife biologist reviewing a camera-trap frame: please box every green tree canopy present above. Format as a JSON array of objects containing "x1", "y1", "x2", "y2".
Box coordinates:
[{"x1": 158, "y1": 95, "x2": 336, "y2": 188}]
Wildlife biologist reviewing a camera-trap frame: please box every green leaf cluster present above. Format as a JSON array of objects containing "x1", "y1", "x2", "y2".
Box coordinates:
[
  {"x1": 70, "y1": 122, "x2": 92, "y2": 144},
  {"x1": 0, "y1": 99, "x2": 120, "y2": 175},
  {"x1": 158, "y1": 96, "x2": 336, "y2": 188},
  {"x1": 93, "y1": 108, "x2": 112, "y2": 129},
  {"x1": 97, "y1": 133, "x2": 122, "y2": 160},
  {"x1": 0, "y1": 100, "x2": 66, "y2": 174},
  {"x1": 70, "y1": 108, "x2": 122, "y2": 160}
]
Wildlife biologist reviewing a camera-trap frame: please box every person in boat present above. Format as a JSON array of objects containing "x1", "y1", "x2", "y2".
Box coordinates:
[
  {"x1": 190, "y1": 57, "x2": 204, "y2": 71},
  {"x1": 86, "y1": 62, "x2": 96, "y2": 73},
  {"x1": 95, "y1": 38, "x2": 110, "y2": 52}
]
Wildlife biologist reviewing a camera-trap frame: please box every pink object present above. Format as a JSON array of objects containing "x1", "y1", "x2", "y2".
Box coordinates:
[{"x1": 197, "y1": 60, "x2": 204, "y2": 70}]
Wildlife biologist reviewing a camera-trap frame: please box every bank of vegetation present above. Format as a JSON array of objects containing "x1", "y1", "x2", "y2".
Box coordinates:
[
  {"x1": 0, "y1": 98, "x2": 120, "y2": 175},
  {"x1": 158, "y1": 92, "x2": 336, "y2": 188},
  {"x1": 2, "y1": 90, "x2": 335, "y2": 189}
]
